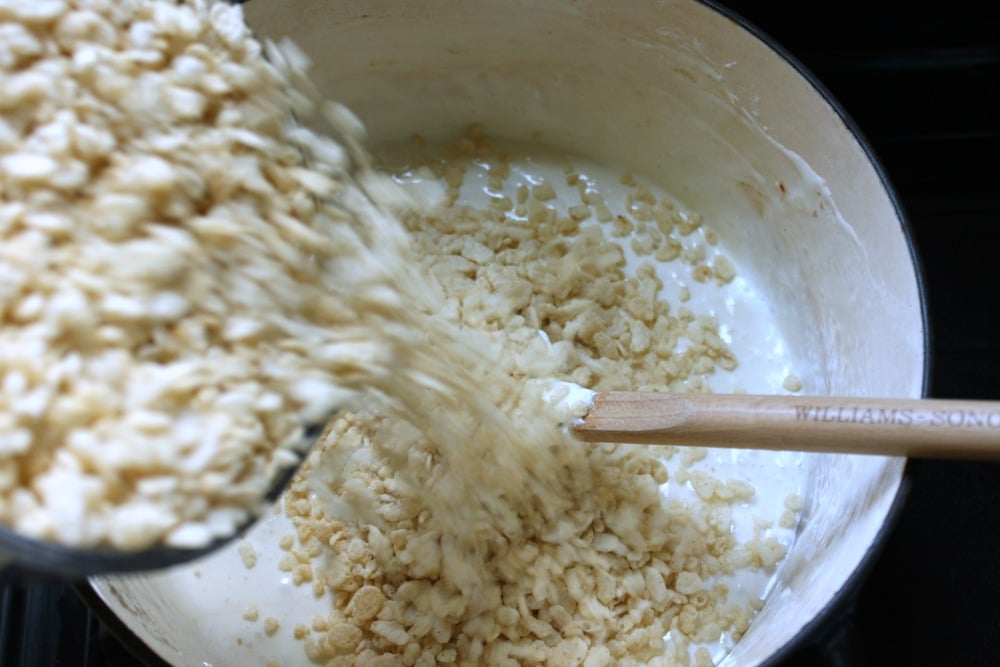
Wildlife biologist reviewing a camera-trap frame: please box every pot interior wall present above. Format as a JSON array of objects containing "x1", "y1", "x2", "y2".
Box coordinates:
[{"x1": 92, "y1": 1, "x2": 925, "y2": 665}]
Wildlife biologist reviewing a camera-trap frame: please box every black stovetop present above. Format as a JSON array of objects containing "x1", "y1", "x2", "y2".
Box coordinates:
[{"x1": 2, "y1": 1, "x2": 999, "y2": 665}]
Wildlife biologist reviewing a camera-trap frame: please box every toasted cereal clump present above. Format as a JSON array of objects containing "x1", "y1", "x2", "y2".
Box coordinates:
[
  {"x1": 238, "y1": 541, "x2": 257, "y2": 570},
  {"x1": 0, "y1": 0, "x2": 440, "y2": 549},
  {"x1": 271, "y1": 131, "x2": 789, "y2": 666},
  {"x1": 783, "y1": 374, "x2": 803, "y2": 393}
]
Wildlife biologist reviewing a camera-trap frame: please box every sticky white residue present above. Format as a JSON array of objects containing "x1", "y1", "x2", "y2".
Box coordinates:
[{"x1": 531, "y1": 378, "x2": 596, "y2": 426}]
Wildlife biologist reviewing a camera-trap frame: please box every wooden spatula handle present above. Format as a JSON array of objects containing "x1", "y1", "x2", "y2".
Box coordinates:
[{"x1": 573, "y1": 392, "x2": 1000, "y2": 458}]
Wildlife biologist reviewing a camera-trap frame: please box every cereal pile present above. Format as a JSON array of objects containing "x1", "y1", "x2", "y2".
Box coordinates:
[
  {"x1": 0, "y1": 0, "x2": 425, "y2": 549},
  {"x1": 264, "y1": 133, "x2": 792, "y2": 666}
]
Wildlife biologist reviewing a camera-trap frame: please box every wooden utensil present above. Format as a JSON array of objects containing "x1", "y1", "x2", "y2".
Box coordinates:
[{"x1": 572, "y1": 392, "x2": 1000, "y2": 458}]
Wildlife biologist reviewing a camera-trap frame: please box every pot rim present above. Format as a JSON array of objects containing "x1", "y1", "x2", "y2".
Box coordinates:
[
  {"x1": 695, "y1": 1, "x2": 930, "y2": 664},
  {"x1": 74, "y1": 582, "x2": 173, "y2": 667}
]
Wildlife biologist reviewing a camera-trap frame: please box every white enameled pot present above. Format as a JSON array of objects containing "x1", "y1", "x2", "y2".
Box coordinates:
[{"x1": 86, "y1": 1, "x2": 927, "y2": 665}]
